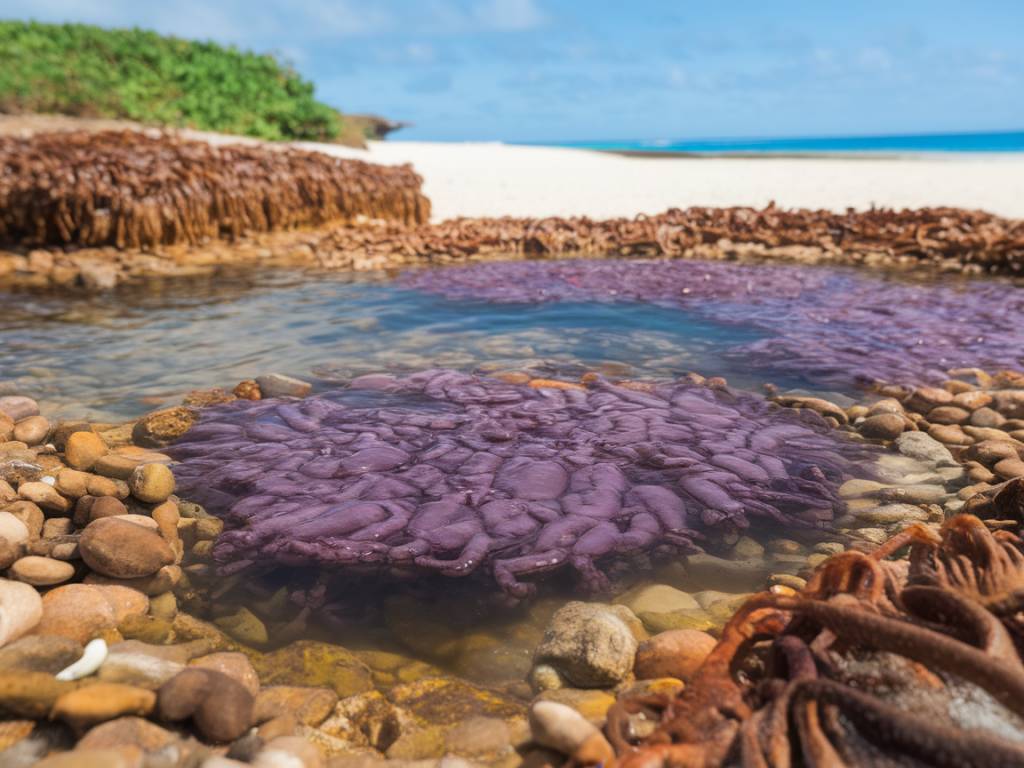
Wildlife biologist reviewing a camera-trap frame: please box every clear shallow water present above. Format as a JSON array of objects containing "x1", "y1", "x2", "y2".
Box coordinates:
[
  {"x1": 2, "y1": 258, "x2": 1019, "y2": 422},
  {"x1": 542, "y1": 129, "x2": 1024, "y2": 155},
  {"x1": 0, "y1": 266, "x2": 789, "y2": 421}
]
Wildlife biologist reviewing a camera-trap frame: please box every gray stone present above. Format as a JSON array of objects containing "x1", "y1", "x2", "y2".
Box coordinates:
[
  {"x1": 894, "y1": 432, "x2": 957, "y2": 467},
  {"x1": 533, "y1": 602, "x2": 639, "y2": 688}
]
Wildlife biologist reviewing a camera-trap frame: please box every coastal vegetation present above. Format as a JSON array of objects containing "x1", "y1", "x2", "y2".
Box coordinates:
[{"x1": 0, "y1": 20, "x2": 357, "y2": 142}]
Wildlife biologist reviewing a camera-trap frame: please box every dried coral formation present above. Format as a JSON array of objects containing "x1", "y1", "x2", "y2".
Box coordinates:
[
  {"x1": 399, "y1": 258, "x2": 1024, "y2": 388},
  {"x1": 604, "y1": 513, "x2": 1024, "y2": 767},
  {"x1": 317, "y1": 205, "x2": 1024, "y2": 274},
  {"x1": 168, "y1": 370, "x2": 874, "y2": 596},
  {"x1": 0, "y1": 130, "x2": 429, "y2": 249}
]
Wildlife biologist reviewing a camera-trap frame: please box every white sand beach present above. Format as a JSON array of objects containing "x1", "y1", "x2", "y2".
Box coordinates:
[{"x1": 299, "y1": 139, "x2": 1024, "y2": 222}]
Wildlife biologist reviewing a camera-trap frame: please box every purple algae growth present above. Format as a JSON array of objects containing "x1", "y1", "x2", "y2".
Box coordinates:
[
  {"x1": 398, "y1": 259, "x2": 1024, "y2": 388},
  {"x1": 170, "y1": 370, "x2": 875, "y2": 595}
]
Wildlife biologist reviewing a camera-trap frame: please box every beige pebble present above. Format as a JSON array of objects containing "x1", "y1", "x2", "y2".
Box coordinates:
[
  {"x1": 13, "y1": 416, "x2": 49, "y2": 447},
  {"x1": 9, "y1": 556, "x2": 75, "y2": 586},
  {"x1": 17, "y1": 482, "x2": 70, "y2": 514}
]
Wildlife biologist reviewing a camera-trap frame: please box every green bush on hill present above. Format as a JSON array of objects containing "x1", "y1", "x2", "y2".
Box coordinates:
[{"x1": 0, "y1": 20, "x2": 344, "y2": 141}]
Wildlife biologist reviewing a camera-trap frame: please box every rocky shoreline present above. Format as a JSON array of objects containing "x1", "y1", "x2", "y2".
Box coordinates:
[
  {"x1": 2, "y1": 205, "x2": 1024, "y2": 292},
  {"x1": 1, "y1": 363, "x2": 1022, "y2": 766}
]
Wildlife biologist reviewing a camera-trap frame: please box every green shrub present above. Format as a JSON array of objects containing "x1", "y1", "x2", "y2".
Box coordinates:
[{"x1": 0, "y1": 20, "x2": 343, "y2": 141}]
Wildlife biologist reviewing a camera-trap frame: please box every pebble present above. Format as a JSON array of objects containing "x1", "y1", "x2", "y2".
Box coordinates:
[
  {"x1": 0, "y1": 635, "x2": 82, "y2": 673},
  {"x1": 0, "y1": 396, "x2": 40, "y2": 423},
  {"x1": 970, "y1": 407, "x2": 1006, "y2": 428},
  {"x1": 79, "y1": 517, "x2": 175, "y2": 579},
  {"x1": 75, "y1": 715, "x2": 178, "y2": 752},
  {"x1": 904, "y1": 386, "x2": 953, "y2": 412},
  {"x1": 927, "y1": 406, "x2": 971, "y2": 425},
  {"x1": 98, "y1": 646, "x2": 185, "y2": 689},
  {"x1": 867, "y1": 398, "x2": 904, "y2": 416},
  {"x1": 54, "y1": 469, "x2": 90, "y2": 498},
  {"x1": 64, "y1": 432, "x2": 108, "y2": 471},
  {"x1": 12, "y1": 416, "x2": 49, "y2": 446},
  {"x1": 730, "y1": 536, "x2": 765, "y2": 559},
  {"x1": 92, "y1": 454, "x2": 139, "y2": 480},
  {"x1": 35, "y1": 748, "x2": 142, "y2": 768},
  {"x1": 994, "y1": 457, "x2": 1024, "y2": 479},
  {"x1": 56, "y1": 638, "x2": 108, "y2": 680},
  {"x1": 0, "y1": 579, "x2": 43, "y2": 647},
  {"x1": 859, "y1": 413, "x2": 905, "y2": 440},
  {"x1": 158, "y1": 668, "x2": 255, "y2": 742},
  {"x1": 88, "y1": 496, "x2": 128, "y2": 520},
  {"x1": 214, "y1": 606, "x2": 269, "y2": 646},
  {"x1": 16, "y1": 482, "x2": 69, "y2": 514},
  {"x1": 9, "y1": 555, "x2": 75, "y2": 586},
  {"x1": 929, "y1": 424, "x2": 970, "y2": 446},
  {"x1": 50, "y1": 681, "x2": 156, "y2": 732},
  {"x1": 35, "y1": 583, "x2": 117, "y2": 643},
  {"x1": 190, "y1": 651, "x2": 260, "y2": 696},
  {"x1": 0, "y1": 512, "x2": 29, "y2": 549},
  {"x1": 0, "y1": 536, "x2": 19, "y2": 570},
  {"x1": 128, "y1": 463, "x2": 175, "y2": 504},
  {"x1": 4, "y1": 501, "x2": 41, "y2": 537},
  {"x1": 894, "y1": 432, "x2": 957, "y2": 466},
  {"x1": 528, "y1": 700, "x2": 613, "y2": 763},
  {"x1": 85, "y1": 564, "x2": 182, "y2": 596},
  {"x1": 256, "y1": 373, "x2": 313, "y2": 399},
  {"x1": 634, "y1": 629, "x2": 716, "y2": 681},
  {"x1": 0, "y1": 414, "x2": 12, "y2": 443},
  {"x1": 952, "y1": 390, "x2": 992, "y2": 410},
  {"x1": 532, "y1": 602, "x2": 640, "y2": 688},
  {"x1": 615, "y1": 583, "x2": 699, "y2": 615},
  {"x1": 0, "y1": 669, "x2": 75, "y2": 717}
]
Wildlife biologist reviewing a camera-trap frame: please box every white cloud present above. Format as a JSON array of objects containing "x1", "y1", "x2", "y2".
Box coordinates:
[{"x1": 473, "y1": 0, "x2": 544, "y2": 31}]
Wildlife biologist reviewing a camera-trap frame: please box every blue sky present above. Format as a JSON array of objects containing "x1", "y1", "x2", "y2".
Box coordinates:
[{"x1": 3, "y1": 0, "x2": 1023, "y2": 141}]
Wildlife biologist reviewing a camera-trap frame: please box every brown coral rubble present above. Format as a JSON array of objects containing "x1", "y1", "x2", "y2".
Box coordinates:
[
  {"x1": 0, "y1": 130, "x2": 429, "y2": 250},
  {"x1": 316, "y1": 206, "x2": 1024, "y2": 274}
]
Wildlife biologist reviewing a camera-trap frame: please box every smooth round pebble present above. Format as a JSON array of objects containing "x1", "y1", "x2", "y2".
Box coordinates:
[
  {"x1": 79, "y1": 517, "x2": 175, "y2": 579},
  {"x1": 0, "y1": 578, "x2": 43, "y2": 646},
  {"x1": 634, "y1": 629, "x2": 717, "y2": 681},
  {"x1": 9, "y1": 556, "x2": 75, "y2": 586},
  {"x1": 13, "y1": 416, "x2": 50, "y2": 446},
  {"x1": 128, "y1": 463, "x2": 175, "y2": 504},
  {"x1": 65, "y1": 432, "x2": 108, "y2": 471}
]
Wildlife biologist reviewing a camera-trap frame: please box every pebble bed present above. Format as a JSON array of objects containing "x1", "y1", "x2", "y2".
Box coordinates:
[
  {"x1": 2, "y1": 361, "x2": 1024, "y2": 765},
  {"x1": 398, "y1": 258, "x2": 1024, "y2": 388}
]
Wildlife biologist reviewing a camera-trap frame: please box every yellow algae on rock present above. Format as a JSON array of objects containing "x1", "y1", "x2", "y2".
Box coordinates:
[
  {"x1": 388, "y1": 676, "x2": 525, "y2": 727},
  {"x1": 251, "y1": 640, "x2": 374, "y2": 698}
]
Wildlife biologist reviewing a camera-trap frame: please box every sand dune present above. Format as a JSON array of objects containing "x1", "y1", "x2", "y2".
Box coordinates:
[{"x1": 296, "y1": 139, "x2": 1024, "y2": 222}]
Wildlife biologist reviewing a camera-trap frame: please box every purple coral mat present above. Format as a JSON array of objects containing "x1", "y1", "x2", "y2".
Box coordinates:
[
  {"x1": 397, "y1": 260, "x2": 1024, "y2": 388},
  {"x1": 170, "y1": 371, "x2": 875, "y2": 595}
]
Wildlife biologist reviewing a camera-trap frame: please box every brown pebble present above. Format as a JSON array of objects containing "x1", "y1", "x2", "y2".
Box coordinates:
[
  {"x1": 970, "y1": 407, "x2": 1006, "y2": 428},
  {"x1": 17, "y1": 482, "x2": 70, "y2": 514},
  {"x1": 87, "y1": 475, "x2": 128, "y2": 499},
  {"x1": 89, "y1": 496, "x2": 128, "y2": 520},
  {"x1": 927, "y1": 406, "x2": 971, "y2": 425},
  {"x1": 55, "y1": 469, "x2": 91, "y2": 498},
  {"x1": 634, "y1": 629, "x2": 717, "y2": 681},
  {"x1": 859, "y1": 413, "x2": 904, "y2": 440},
  {"x1": 91, "y1": 454, "x2": 141, "y2": 481},
  {"x1": 994, "y1": 458, "x2": 1024, "y2": 480},
  {"x1": 952, "y1": 390, "x2": 992, "y2": 411},
  {"x1": 79, "y1": 517, "x2": 175, "y2": 579},
  {"x1": 65, "y1": 432, "x2": 108, "y2": 471}
]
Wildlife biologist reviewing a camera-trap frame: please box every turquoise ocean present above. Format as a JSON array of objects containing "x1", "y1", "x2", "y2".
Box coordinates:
[{"x1": 537, "y1": 130, "x2": 1024, "y2": 155}]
